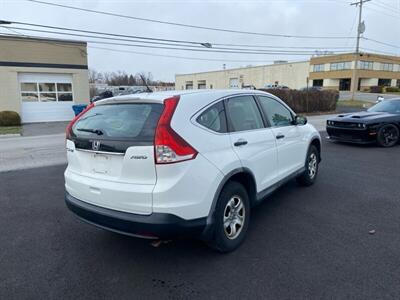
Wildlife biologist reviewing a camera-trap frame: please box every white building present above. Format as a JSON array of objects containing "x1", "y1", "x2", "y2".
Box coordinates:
[{"x1": 175, "y1": 61, "x2": 310, "y2": 90}]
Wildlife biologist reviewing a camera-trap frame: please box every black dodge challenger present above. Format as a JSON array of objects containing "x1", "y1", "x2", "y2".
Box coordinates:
[{"x1": 326, "y1": 98, "x2": 400, "y2": 147}]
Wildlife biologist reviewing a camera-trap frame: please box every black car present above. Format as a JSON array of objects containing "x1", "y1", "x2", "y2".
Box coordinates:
[{"x1": 326, "y1": 98, "x2": 400, "y2": 147}]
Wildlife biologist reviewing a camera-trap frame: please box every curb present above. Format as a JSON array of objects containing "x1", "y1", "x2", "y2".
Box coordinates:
[{"x1": 0, "y1": 134, "x2": 21, "y2": 138}]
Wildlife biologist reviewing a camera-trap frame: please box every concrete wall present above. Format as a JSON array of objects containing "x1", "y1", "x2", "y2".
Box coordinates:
[
  {"x1": 176, "y1": 61, "x2": 310, "y2": 90},
  {"x1": 0, "y1": 36, "x2": 87, "y2": 66}
]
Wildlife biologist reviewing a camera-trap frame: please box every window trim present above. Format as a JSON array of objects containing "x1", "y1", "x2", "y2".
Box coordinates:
[
  {"x1": 330, "y1": 61, "x2": 351, "y2": 71},
  {"x1": 381, "y1": 63, "x2": 394, "y2": 72},
  {"x1": 358, "y1": 60, "x2": 374, "y2": 70},
  {"x1": 255, "y1": 95, "x2": 296, "y2": 128},
  {"x1": 313, "y1": 64, "x2": 325, "y2": 72},
  {"x1": 190, "y1": 92, "x2": 294, "y2": 134},
  {"x1": 20, "y1": 81, "x2": 74, "y2": 102}
]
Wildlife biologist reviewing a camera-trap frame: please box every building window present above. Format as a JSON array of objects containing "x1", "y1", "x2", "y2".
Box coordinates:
[
  {"x1": 313, "y1": 64, "x2": 324, "y2": 72},
  {"x1": 20, "y1": 82, "x2": 73, "y2": 102},
  {"x1": 397, "y1": 79, "x2": 400, "y2": 88},
  {"x1": 330, "y1": 62, "x2": 351, "y2": 71},
  {"x1": 359, "y1": 61, "x2": 374, "y2": 70},
  {"x1": 185, "y1": 81, "x2": 193, "y2": 90},
  {"x1": 229, "y1": 78, "x2": 239, "y2": 88},
  {"x1": 197, "y1": 80, "x2": 206, "y2": 89},
  {"x1": 378, "y1": 79, "x2": 391, "y2": 87},
  {"x1": 381, "y1": 63, "x2": 394, "y2": 71},
  {"x1": 313, "y1": 79, "x2": 323, "y2": 87}
]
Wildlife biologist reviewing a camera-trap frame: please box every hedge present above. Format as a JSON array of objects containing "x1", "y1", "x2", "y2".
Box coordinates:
[
  {"x1": 258, "y1": 89, "x2": 339, "y2": 113},
  {"x1": 385, "y1": 87, "x2": 400, "y2": 93},
  {"x1": 0, "y1": 111, "x2": 21, "y2": 126},
  {"x1": 370, "y1": 86, "x2": 383, "y2": 93}
]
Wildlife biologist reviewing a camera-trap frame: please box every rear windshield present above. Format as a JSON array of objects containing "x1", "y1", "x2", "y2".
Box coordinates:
[{"x1": 72, "y1": 103, "x2": 163, "y2": 142}]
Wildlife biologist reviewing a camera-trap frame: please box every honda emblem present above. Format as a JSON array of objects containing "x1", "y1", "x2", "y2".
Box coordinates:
[{"x1": 92, "y1": 140, "x2": 101, "y2": 151}]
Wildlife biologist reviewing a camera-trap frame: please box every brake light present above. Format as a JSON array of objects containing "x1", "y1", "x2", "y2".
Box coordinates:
[
  {"x1": 154, "y1": 96, "x2": 197, "y2": 164},
  {"x1": 66, "y1": 103, "x2": 95, "y2": 140}
]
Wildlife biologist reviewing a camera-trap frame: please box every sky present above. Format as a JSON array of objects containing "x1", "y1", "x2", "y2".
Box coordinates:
[{"x1": 0, "y1": 0, "x2": 399, "y2": 81}]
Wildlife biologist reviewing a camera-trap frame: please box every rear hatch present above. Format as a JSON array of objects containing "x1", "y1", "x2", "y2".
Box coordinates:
[{"x1": 65, "y1": 101, "x2": 163, "y2": 215}]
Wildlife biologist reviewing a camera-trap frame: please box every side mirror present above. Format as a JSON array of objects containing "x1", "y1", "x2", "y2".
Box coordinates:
[
  {"x1": 376, "y1": 96, "x2": 384, "y2": 103},
  {"x1": 295, "y1": 115, "x2": 307, "y2": 126}
]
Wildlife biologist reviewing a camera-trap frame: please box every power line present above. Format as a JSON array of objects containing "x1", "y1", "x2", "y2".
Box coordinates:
[
  {"x1": 371, "y1": 0, "x2": 400, "y2": 12},
  {"x1": 1, "y1": 25, "x2": 353, "y2": 54},
  {"x1": 345, "y1": 9, "x2": 359, "y2": 47},
  {"x1": 362, "y1": 37, "x2": 400, "y2": 49},
  {"x1": 3, "y1": 20, "x2": 205, "y2": 46},
  {"x1": 26, "y1": 0, "x2": 356, "y2": 39},
  {"x1": 1, "y1": 20, "x2": 356, "y2": 51},
  {"x1": 1, "y1": 32, "x2": 343, "y2": 56},
  {"x1": 88, "y1": 46, "x2": 309, "y2": 63},
  {"x1": 366, "y1": 5, "x2": 400, "y2": 19}
]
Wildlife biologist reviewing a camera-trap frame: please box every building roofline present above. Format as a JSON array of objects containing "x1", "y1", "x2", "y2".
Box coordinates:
[
  {"x1": 309, "y1": 52, "x2": 400, "y2": 62},
  {"x1": 175, "y1": 60, "x2": 310, "y2": 76},
  {"x1": 0, "y1": 34, "x2": 87, "y2": 46}
]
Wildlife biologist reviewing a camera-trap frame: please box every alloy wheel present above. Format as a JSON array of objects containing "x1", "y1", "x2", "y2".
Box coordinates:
[
  {"x1": 381, "y1": 126, "x2": 399, "y2": 147},
  {"x1": 308, "y1": 152, "x2": 318, "y2": 179},
  {"x1": 223, "y1": 196, "x2": 245, "y2": 240}
]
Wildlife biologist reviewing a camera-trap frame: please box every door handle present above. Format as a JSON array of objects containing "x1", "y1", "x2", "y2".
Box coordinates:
[
  {"x1": 276, "y1": 134, "x2": 285, "y2": 140},
  {"x1": 234, "y1": 139, "x2": 248, "y2": 147}
]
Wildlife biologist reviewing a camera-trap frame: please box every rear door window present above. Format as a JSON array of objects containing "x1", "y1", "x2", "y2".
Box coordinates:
[
  {"x1": 225, "y1": 95, "x2": 264, "y2": 132},
  {"x1": 71, "y1": 103, "x2": 163, "y2": 152}
]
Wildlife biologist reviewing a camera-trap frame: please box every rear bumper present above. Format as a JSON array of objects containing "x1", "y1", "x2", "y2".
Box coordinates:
[
  {"x1": 65, "y1": 192, "x2": 207, "y2": 239},
  {"x1": 326, "y1": 126, "x2": 376, "y2": 144}
]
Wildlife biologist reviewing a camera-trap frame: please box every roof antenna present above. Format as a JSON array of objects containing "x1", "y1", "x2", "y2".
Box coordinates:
[{"x1": 140, "y1": 74, "x2": 153, "y2": 93}]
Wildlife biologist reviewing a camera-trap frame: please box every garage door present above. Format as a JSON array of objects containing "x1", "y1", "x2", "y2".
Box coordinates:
[{"x1": 19, "y1": 73, "x2": 75, "y2": 123}]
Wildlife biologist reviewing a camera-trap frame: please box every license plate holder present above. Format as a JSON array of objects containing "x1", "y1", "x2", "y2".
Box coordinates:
[{"x1": 92, "y1": 153, "x2": 111, "y2": 174}]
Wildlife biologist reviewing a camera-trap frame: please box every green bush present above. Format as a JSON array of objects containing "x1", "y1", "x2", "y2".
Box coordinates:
[
  {"x1": 0, "y1": 111, "x2": 21, "y2": 126},
  {"x1": 258, "y1": 89, "x2": 339, "y2": 113},
  {"x1": 385, "y1": 87, "x2": 400, "y2": 93},
  {"x1": 370, "y1": 86, "x2": 383, "y2": 93}
]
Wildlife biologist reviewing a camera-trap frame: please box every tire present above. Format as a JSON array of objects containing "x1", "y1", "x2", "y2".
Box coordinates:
[
  {"x1": 208, "y1": 181, "x2": 250, "y2": 253},
  {"x1": 296, "y1": 145, "x2": 319, "y2": 186},
  {"x1": 377, "y1": 124, "x2": 399, "y2": 148}
]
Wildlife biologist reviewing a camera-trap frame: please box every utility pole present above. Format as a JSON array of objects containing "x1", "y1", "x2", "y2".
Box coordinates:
[{"x1": 350, "y1": 0, "x2": 370, "y2": 100}]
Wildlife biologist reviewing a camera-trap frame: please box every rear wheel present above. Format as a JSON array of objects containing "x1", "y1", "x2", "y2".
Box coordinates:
[
  {"x1": 296, "y1": 145, "x2": 319, "y2": 186},
  {"x1": 209, "y1": 181, "x2": 250, "y2": 253},
  {"x1": 377, "y1": 124, "x2": 399, "y2": 147}
]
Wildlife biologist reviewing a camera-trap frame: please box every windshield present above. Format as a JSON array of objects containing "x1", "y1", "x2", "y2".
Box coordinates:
[{"x1": 367, "y1": 100, "x2": 400, "y2": 114}]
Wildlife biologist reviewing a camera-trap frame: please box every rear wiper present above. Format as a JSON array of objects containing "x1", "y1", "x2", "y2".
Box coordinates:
[{"x1": 77, "y1": 128, "x2": 104, "y2": 135}]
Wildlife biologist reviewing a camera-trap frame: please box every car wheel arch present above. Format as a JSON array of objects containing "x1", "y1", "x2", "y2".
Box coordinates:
[
  {"x1": 201, "y1": 168, "x2": 257, "y2": 240},
  {"x1": 310, "y1": 137, "x2": 322, "y2": 162}
]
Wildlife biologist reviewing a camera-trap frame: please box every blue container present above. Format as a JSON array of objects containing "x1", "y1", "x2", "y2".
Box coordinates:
[{"x1": 72, "y1": 104, "x2": 87, "y2": 116}]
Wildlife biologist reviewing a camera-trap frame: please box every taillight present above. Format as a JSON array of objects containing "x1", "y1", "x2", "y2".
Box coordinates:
[
  {"x1": 66, "y1": 103, "x2": 95, "y2": 140},
  {"x1": 154, "y1": 96, "x2": 197, "y2": 164}
]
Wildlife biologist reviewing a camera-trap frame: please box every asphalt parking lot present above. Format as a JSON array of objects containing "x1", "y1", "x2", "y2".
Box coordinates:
[{"x1": 1, "y1": 133, "x2": 400, "y2": 300}]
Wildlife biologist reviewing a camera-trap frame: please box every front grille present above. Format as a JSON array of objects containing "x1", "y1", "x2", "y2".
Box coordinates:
[{"x1": 330, "y1": 121, "x2": 360, "y2": 129}]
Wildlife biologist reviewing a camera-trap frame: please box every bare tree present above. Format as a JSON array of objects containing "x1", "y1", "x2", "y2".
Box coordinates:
[{"x1": 88, "y1": 69, "x2": 102, "y2": 83}]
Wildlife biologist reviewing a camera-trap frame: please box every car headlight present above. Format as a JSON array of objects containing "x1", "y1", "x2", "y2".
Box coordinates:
[{"x1": 358, "y1": 123, "x2": 366, "y2": 128}]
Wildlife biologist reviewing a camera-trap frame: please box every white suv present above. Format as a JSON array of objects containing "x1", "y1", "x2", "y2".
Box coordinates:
[{"x1": 65, "y1": 90, "x2": 321, "y2": 252}]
